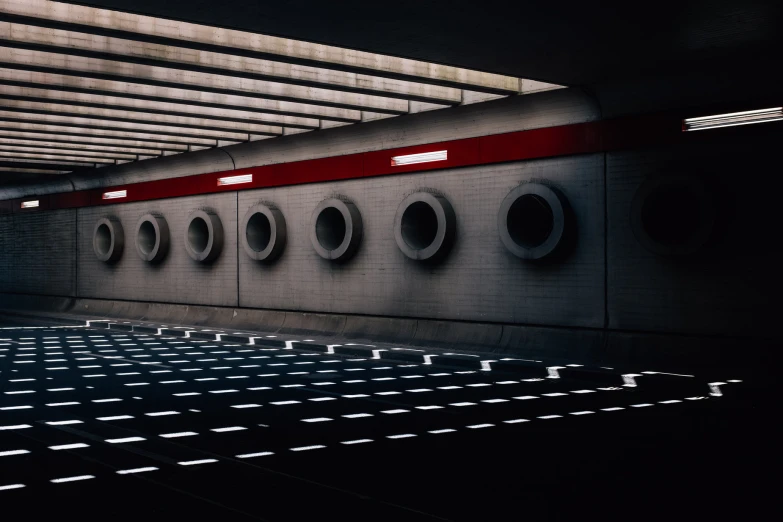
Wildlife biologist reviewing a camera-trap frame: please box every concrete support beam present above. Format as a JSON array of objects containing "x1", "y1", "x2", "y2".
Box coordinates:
[
  {"x1": 0, "y1": 0, "x2": 522, "y2": 94},
  {"x1": 0, "y1": 48, "x2": 410, "y2": 114},
  {"x1": 0, "y1": 129, "x2": 176, "y2": 154},
  {"x1": 0, "y1": 154, "x2": 96, "y2": 167},
  {"x1": 0, "y1": 150, "x2": 113, "y2": 164},
  {"x1": 0, "y1": 110, "x2": 252, "y2": 142},
  {"x1": 0, "y1": 22, "x2": 462, "y2": 104},
  {"x1": 0, "y1": 120, "x2": 217, "y2": 145},
  {"x1": 0, "y1": 137, "x2": 164, "y2": 156},
  {"x1": 0, "y1": 68, "x2": 360, "y2": 122},
  {"x1": 0, "y1": 83, "x2": 321, "y2": 130},
  {"x1": 0, "y1": 98, "x2": 284, "y2": 136},
  {"x1": 0, "y1": 166, "x2": 68, "y2": 174},
  {"x1": 0, "y1": 145, "x2": 136, "y2": 161}
]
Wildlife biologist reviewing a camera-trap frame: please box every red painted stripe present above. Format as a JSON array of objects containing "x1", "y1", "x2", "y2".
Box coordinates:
[{"x1": 0, "y1": 111, "x2": 759, "y2": 212}]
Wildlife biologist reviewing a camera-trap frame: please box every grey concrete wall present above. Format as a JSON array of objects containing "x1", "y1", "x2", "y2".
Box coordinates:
[
  {"x1": 76, "y1": 193, "x2": 238, "y2": 307},
  {"x1": 607, "y1": 132, "x2": 780, "y2": 339},
  {"x1": 237, "y1": 154, "x2": 605, "y2": 327},
  {"x1": 0, "y1": 208, "x2": 76, "y2": 296}
]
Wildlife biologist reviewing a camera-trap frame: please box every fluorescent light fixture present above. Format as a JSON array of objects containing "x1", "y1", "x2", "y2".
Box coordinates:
[
  {"x1": 391, "y1": 150, "x2": 447, "y2": 166},
  {"x1": 21, "y1": 200, "x2": 39, "y2": 208},
  {"x1": 683, "y1": 107, "x2": 783, "y2": 131},
  {"x1": 217, "y1": 173, "x2": 253, "y2": 186},
  {"x1": 102, "y1": 190, "x2": 127, "y2": 200}
]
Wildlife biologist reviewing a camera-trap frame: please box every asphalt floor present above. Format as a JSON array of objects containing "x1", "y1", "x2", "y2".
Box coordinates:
[{"x1": 0, "y1": 314, "x2": 773, "y2": 521}]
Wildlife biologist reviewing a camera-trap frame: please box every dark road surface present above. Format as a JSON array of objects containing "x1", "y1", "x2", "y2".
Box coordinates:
[{"x1": 0, "y1": 314, "x2": 773, "y2": 521}]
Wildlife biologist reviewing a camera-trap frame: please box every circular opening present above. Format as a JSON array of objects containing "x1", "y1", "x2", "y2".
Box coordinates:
[
  {"x1": 138, "y1": 220, "x2": 157, "y2": 255},
  {"x1": 315, "y1": 207, "x2": 346, "y2": 251},
  {"x1": 246, "y1": 212, "x2": 272, "y2": 252},
  {"x1": 641, "y1": 185, "x2": 700, "y2": 246},
  {"x1": 95, "y1": 223, "x2": 112, "y2": 256},
  {"x1": 507, "y1": 194, "x2": 554, "y2": 248},
  {"x1": 401, "y1": 201, "x2": 438, "y2": 250},
  {"x1": 188, "y1": 217, "x2": 210, "y2": 254}
]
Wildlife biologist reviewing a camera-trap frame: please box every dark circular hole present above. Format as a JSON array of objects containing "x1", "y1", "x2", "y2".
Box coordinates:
[
  {"x1": 246, "y1": 212, "x2": 272, "y2": 252},
  {"x1": 401, "y1": 201, "x2": 438, "y2": 250},
  {"x1": 138, "y1": 221, "x2": 157, "y2": 255},
  {"x1": 316, "y1": 207, "x2": 346, "y2": 251},
  {"x1": 95, "y1": 223, "x2": 112, "y2": 256},
  {"x1": 188, "y1": 217, "x2": 210, "y2": 254},
  {"x1": 641, "y1": 185, "x2": 700, "y2": 246},
  {"x1": 507, "y1": 194, "x2": 554, "y2": 248}
]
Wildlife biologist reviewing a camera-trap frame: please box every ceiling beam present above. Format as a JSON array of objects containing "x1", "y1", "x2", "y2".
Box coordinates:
[
  {"x1": 0, "y1": 68, "x2": 362, "y2": 123},
  {"x1": 0, "y1": 0, "x2": 522, "y2": 94},
  {"x1": 0, "y1": 47, "x2": 411, "y2": 114},
  {"x1": 0, "y1": 84, "x2": 323, "y2": 129},
  {"x1": 0, "y1": 154, "x2": 99, "y2": 167},
  {"x1": 0, "y1": 98, "x2": 285, "y2": 136},
  {"x1": 0, "y1": 145, "x2": 138, "y2": 161},
  {"x1": 0, "y1": 110, "x2": 257, "y2": 142},
  {"x1": 0, "y1": 21, "x2": 462, "y2": 105},
  {"x1": 0, "y1": 132, "x2": 178, "y2": 153},
  {"x1": 0, "y1": 166, "x2": 68, "y2": 174},
  {"x1": 0, "y1": 137, "x2": 165, "y2": 156},
  {"x1": 0, "y1": 122, "x2": 218, "y2": 147}
]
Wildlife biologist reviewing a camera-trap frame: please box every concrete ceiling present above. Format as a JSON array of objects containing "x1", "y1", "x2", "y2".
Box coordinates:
[
  {"x1": 53, "y1": 0, "x2": 783, "y2": 88},
  {"x1": 1, "y1": 0, "x2": 780, "y2": 186},
  {"x1": 0, "y1": 0, "x2": 561, "y2": 184}
]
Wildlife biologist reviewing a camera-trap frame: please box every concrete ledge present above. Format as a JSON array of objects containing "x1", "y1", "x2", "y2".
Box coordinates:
[
  {"x1": 279, "y1": 311, "x2": 347, "y2": 337},
  {"x1": 412, "y1": 320, "x2": 504, "y2": 349},
  {"x1": 1, "y1": 292, "x2": 779, "y2": 375}
]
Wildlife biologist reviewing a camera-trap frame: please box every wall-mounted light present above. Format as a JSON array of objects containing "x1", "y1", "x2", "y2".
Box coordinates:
[
  {"x1": 21, "y1": 200, "x2": 39, "y2": 209},
  {"x1": 391, "y1": 150, "x2": 448, "y2": 166},
  {"x1": 683, "y1": 107, "x2": 783, "y2": 132},
  {"x1": 217, "y1": 174, "x2": 252, "y2": 186},
  {"x1": 102, "y1": 190, "x2": 127, "y2": 200}
]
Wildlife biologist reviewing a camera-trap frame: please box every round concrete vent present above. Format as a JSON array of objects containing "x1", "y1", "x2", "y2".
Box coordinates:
[
  {"x1": 498, "y1": 182, "x2": 571, "y2": 260},
  {"x1": 93, "y1": 217, "x2": 124, "y2": 263},
  {"x1": 394, "y1": 192, "x2": 456, "y2": 262},
  {"x1": 630, "y1": 176, "x2": 715, "y2": 256},
  {"x1": 310, "y1": 197, "x2": 362, "y2": 262},
  {"x1": 241, "y1": 203, "x2": 287, "y2": 262},
  {"x1": 135, "y1": 213, "x2": 169, "y2": 263},
  {"x1": 184, "y1": 209, "x2": 224, "y2": 263}
]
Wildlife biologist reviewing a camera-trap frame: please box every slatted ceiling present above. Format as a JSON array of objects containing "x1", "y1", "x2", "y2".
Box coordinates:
[
  {"x1": 0, "y1": 0, "x2": 522, "y2": 94},
  {"x1": 0, "y1": 0, "x2": 560, "y2": 176},
  {"x1": 0, "y1": 166, "x2": 67, "y2": 174},
  {"x1": 0, "y1": 145, "x2": 137, "y2": 160},
  {"x1": 0, "y1": 122, "x2": 229, "y2": 147},
  {"x1": 0, "y1": 47, "x2": 414, "y2": 114},
  {"x1": 0, "y1": 84, "x2": 326, "y2": 129},
  {"x1": 0, "y1": 133, "x2": 188, "y2": 152},
  {"x1": 0, "y1": 67, "x2": 364, "y2": 122},
  {"x1": 0, "y1": 22, "x2": 464, "y2": 105},
  {"x1": 0, "y1": 99, "x2": 287, "y2": 136},
  {"x1": 0, "y1": 138, "x2": 167, "y2": 156}
]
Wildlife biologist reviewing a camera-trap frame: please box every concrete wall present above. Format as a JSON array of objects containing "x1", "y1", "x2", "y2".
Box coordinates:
[
  {"x1": 237, "y1": 154, "x2": 604, "y2": 326},
  {"x1": 76, "y1": 193, "x2": 238, "y2": 307},
  {"x1": 607, "y1": 131, "x2": 781, "y2": 340},
  {"x1": 0, "y1": 208, "x2": 75, "y2": 296},
  {"x1": 1, "y1": 88, "x2": 780, "y2": 349}
]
